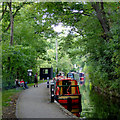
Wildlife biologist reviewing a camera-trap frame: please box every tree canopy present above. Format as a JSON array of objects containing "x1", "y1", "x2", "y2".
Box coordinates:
[{"x1": 1, "y1": 2, "x2": 120, "y2": 96}]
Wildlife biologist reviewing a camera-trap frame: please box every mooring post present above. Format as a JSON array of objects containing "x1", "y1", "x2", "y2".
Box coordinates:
[
  {"x1": 50, "y1": 82, "x2": 54, "y2": 102},
  {"x1": 47, "y1": 77, "x2": 49, "y2": 88}
]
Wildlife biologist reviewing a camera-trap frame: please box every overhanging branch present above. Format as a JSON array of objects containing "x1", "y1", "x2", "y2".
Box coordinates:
[{"x1": 4, "y1": 2, "x2": 31, "y2": 32}]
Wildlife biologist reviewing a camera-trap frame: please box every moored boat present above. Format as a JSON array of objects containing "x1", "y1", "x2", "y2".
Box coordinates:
[
  {"x1": 53, "y1": 78, "x2": 82, "y2": 117},
  {"x1": 79, "y1": 72, "x2": 85, "y2": 86}
]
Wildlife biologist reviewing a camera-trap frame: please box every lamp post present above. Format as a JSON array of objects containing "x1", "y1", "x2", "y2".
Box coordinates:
[{"x1": 56, "y1": 39, "x2": 58, "y2": 74}]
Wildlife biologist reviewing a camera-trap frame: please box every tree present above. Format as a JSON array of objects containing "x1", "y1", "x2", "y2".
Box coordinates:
[
  {"x1": 7, "y1": 1, "x2": 13, "y2": 45},
  {"x1": 2, "y1": 2, "x2": 32, "y2": 45},
  {"x1": 39, "y1": 2, "x2": 120, "y2": 94}
]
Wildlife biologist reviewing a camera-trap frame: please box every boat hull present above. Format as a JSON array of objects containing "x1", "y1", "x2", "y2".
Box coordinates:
[{"x1": 55, "y1": 94, "x2": 82, "y2": 117}]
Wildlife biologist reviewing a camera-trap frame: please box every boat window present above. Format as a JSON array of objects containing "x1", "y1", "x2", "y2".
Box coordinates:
[
  {"x1": 62, "y1": 80, "x2": 71, "y2": 94},
  {"x1": 59, "y1": 86, "x2": 79, "y2": 95}
]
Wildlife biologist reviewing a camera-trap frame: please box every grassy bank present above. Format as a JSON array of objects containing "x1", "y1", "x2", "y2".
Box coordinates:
[
  {"x1": 2, "y1": 80, "x2": 48, "y2": 118},
  {"x1": 83, "y1": 65, "x2": 120, "y2": 99},
  {"x1": 2, "y1": 80, "x2": 47, "y2": 107}
]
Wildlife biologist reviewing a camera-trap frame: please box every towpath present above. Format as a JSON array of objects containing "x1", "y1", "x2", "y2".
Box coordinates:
[{"x1": 16, "y1": 82, "x2": 75, "y2": 119}]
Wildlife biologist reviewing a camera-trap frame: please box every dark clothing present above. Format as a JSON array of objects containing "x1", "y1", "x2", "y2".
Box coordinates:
[
  {"x1": 24, "y1": 82, "x2": 28, "y2": 89},
  {"x1": 34, "y1": 75, "x2": 38, "y2": 83},
  {"x1": 16, "y1": 81, "x2": 20, "y2": 87}
]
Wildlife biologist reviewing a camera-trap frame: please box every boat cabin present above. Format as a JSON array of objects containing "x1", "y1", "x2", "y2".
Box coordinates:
[{"x1": 55, "y1": 78, "x2": 80, "y2": 95}]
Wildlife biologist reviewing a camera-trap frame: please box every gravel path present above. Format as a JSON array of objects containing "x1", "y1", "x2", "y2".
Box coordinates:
[{"x1": 16, "y1": 82, "x2": 74, "y2": 119}]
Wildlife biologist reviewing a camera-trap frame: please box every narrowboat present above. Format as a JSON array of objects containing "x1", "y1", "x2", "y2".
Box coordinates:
[
  {"x1": 79, "y1": 72, "x2": 85, "y2": 85},
  {"x1": 54, "y1": 78, "x2": 82, "y2": 117},
  {"x1": 67, "y1": 72, "x2": 80, "y2": 83}
]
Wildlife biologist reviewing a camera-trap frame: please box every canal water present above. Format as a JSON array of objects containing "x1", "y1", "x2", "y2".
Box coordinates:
[{"x1": 79, "y1": 81, "x2": 120, "y2": 119}]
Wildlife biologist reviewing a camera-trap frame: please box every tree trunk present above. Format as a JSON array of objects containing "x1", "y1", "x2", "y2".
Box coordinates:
[
  {"x1": 91, "y1": 2, "x2": 110, "y2": 41},
  {"x1": 7, "y1": 1, "x2": 14, "y2": 45}
]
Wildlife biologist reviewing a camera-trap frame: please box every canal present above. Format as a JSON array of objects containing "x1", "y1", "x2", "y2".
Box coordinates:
[{"x1": 79, "y1": 80, "x2": 120, "y2": 119}]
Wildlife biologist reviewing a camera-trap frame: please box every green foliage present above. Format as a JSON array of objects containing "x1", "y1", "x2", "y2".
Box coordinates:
[
  {"x1": 58, "y1": 54, "x2": 72, "y2": 75},
  {"x1": 1, "y1": 2, "x2": 120, "y2": 96},
  {"x1": 2, "y1": 3, "x2": 51, "y2": 89},
  {"x1": 45, "y1": 2, "x2": 120, "y2": 95},
  {"x1": 2, "y1": 44, "x2": 37, "y2": 89}
]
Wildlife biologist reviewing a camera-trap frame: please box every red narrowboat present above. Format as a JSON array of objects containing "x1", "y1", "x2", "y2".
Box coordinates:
[{"x1": 54, "y1": 78, "x2": 82, "y2": 117}]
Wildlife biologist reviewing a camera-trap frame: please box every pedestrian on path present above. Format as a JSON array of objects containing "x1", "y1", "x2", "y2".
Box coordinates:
[{"x1": 34, "y1": 73, "x2": 38, "y2": 87}]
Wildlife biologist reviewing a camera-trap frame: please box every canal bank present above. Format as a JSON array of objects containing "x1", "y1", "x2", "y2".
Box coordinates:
[
  {"x1": 79, "y1": 80, "x2": 120, "y2": 119},
  {"x1": 92, "y1": 85, "x2": 120, "y2": 99}
]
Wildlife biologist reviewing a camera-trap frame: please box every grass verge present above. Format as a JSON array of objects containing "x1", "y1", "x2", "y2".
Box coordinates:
[
  {"x1": 2, "y1": 80, "x2": 47, "y2": 107},
  {"x1": 2, "y1": 80, "x2": 47, "y2": 118}
]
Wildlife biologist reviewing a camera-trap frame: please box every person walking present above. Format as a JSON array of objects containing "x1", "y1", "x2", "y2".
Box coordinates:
[{"x1": 34, "y1": 73, "x2": 38, "y2": 87}]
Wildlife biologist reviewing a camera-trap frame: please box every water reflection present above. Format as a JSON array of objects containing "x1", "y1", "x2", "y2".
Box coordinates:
[{"x1": 79, "y1": 81, "x2": 120, "y2": 119}]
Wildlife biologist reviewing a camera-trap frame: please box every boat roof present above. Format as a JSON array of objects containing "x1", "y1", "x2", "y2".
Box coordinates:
[{"x1": 57, "y1": 78, "x2": 77, "y2": 82}]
